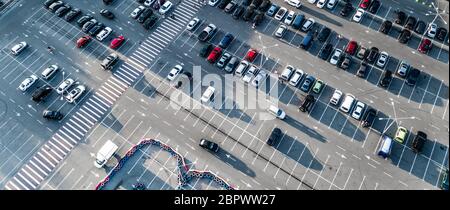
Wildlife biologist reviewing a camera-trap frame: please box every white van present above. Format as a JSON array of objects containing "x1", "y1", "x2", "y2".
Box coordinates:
[
  {"x1": 339, "y1": 94, "x2": 355, "y2": 113},
  {"x1": 267, "y1": 105, "x2": 286, "y2": 119},
  {"x1": 378, "y1": 135, "x2": 393, "y2": 159},
  {"x1": 201, "y1": 86, "x2": 215, "y2": 103},
  {"x1": 94, "y1": 140, "x2": 119, "y2": 168},
  {"x1": 235, "y1": 60, "x2": 249, "y2": 77},
  {"x1": 41, "y1": 65, "x2": 59, "y2": 80}
]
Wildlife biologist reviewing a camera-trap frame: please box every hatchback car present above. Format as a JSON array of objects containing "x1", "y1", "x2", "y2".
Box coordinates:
[
  {"x1": 207, "y1": 47, "x2": 222, "y2": 63},
  {"x1": 76, "y1": 36, "x2": 91, "y2": 48},
  {"x1": 18, "y1": 75, "x2": 38, "y2": 92},
  {"x1": 288, "y1": 69, "x2": 304, "y2": 86},
  {"x1": 353, "y1": 8, "x2": 364, "y2": 23},
  {"x1": 199, "y1": 139, "x2": 219, "y2": 153},
  {"x1": 376, "y1": 51, "x2": 389, "y2": 68},
  {"x1": 329, "y1": 49, "x2": 342, "y2": 65},
  {"x1": 351, "y1": 101, "x2": 365, "y2": 120},
  {"x1": 166, "y1": 65, "x2": 183, "y2": 81},
  {"x1": 11, "y1": 42, "x2": 28, "y2": 55},
  {"x1": 418, "y1": 38, "x2": 432, "y2": 54},
  {"x1": 301, "y1": 75, "x2": 315, "y2": 92},
  {"x1": 330, "y1": 89, "x2": 342, "y2": 106},
  {"x1": 394, "y1": 126, "x2": 408, "y2": 144},
  {"x1": 245, "y1": 48, "x2": 258, "y2": 62},
  {"x1": 312, "y1": 79, "x2": 324, "y2": 94},
  {"x1": 66, "y1": 85, "x2": 86, "y2": 103},
  {"x1": 110, "y1": 35, "x2": 125, "y2": 49}
]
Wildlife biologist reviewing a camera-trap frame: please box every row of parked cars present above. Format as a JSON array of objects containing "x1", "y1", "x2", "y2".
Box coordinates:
[
  {"x1": 208, "y1": 0, "x2": 271, "y2": 27},
  {"x1": 131, "y1": 0, "x2": 172, "y2": 30}
]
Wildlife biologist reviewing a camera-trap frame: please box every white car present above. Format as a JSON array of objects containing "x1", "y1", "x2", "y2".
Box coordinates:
[
  {"x1": 353, "y1": 8, "x2": 364, "y2": 23},
  {"x1": 251, "y1": 70, "x2": 268, "y2": 87},
  {"x1": 18, "y1": 75, "x2": 38, "y2": 91},
  {"x1": 286, "y1": 0, "x2": 302, "y2": 9},
  {"x1": 275, "y1": 24, "x2": 287, "y2": 38},
  {"x1": 66, "y1": 85, "x2": 86, "y2": 103},
  {"x1": 329, "y1": 49, "x2": 342, "y2": 65},
  {"x1": 56, "y1": 78, "x2": 75, "y2": 94},
  {"x1": 130, "y1": 6, "x2": 145, "y2": 19},
  {"x1": 159, "y1": 1, "x2": 173, "y2": 14},
  {"x1": 326, "y1": 0, "x2": 337, "y2": 9},
  {"x1": 144, "y1": 0, "x2": 156, "y2": 7},
  {"x1": 427, "y1": 23, "x2": 437, "y2": 38},
  {"x1": 208, "y1": 0, "x2": 220, "y2": 6},
  {"x1": 267, "y1": 105, "x2": 286, "y2": 119},
  {"x1": 186, "y1": 17, "x2": 200, "y2": 31},
  {"x1": 376, "y1": 51, "x2": 389, "y2": 68},
  {"x1": 330, "y1": 89, "x2": 342, "y2": 106},
  {"x1": 11, "y1": 41, "x2": 28, "y2": 55},
  {"x1": 96, "y1": 27, "x2": 113, "y2": 41},
  {"x1": 316, "y1": 0, "x2": 327, "y2": 8},
  {"x1": 279, "y1": 65, "x2": 295, "y2": 81},
  {"x1": 351, "y1": 101, "x2": 366, "y2": 120},
  {"x1": 284, "y1": 11, "x2": 296, "y2": 25},
  {"x1": 288, "y1": 69, "x2": 304, "y2": 86},
  {"x1": 307, "y1": 0, "x2": 317, "y2": 3},
  {"x1": 274, "y1": 7, "x2": 287, "y2": 21},
  {"x1": 242, "y1": 65, "x2": 258, "y2": 83},
  {"x1": 339, "y1": 94, "x2": 355, "y2": 113},
  {"x1": 301, "y1": 18, "x2": 315, "y2": 31},
  {"x1": 201, "y1": 86, "x2": 215, "y2": 103},
  {"x1": 167, "y1": 65, "x2": 183, "y2": 81}
]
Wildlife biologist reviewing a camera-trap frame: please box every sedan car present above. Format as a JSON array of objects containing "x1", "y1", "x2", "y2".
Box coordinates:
[
  {"x1": 42, "y1": 110, "x2": 64, "y2": 120},
  {"x1": 56, "y1": 78, "x2": 75, "y2": 94},
  {"x1": 274, "y1": 24, "x2": 287, "y2": 38},
  {"x1": 266, "y1": 4, "x2": 280, "y2": 17},
  {"x1": 376, "y1": 51, "x2": 389, "y2": 68},
  {"x1": 288, "y1": 69, "x2": 304, "y2": 86},
  {"x1": 251, "y1": 70, "x2": 268, "y2": 87},
  {"x1": 414, "y1": 20, "x2": 426, "y2": 35},
  {"x1": 76, "y1": 36, "x2": 91, "y2": 48},
  {"x1": 330, "y1": 89, "x2": 342, "y2": 106},
  {"x1": 312, "y1": 79, "x2": 324, "y2": 94},
  {"x1": 100, "y1": 9, "x2": 115, "y2": 19},
  {"x1": 380, "y1": 20, "x2": 392, "y2": 34},
  {"x1": 11, "y1": 41, "x2": 28, "y2": 55},
  {"x1": 351, "y1": 101, "x2": 365, "y2": 120},
  {"x1": 199, "y1": 139, "x2": 219, "y2": 153},
  {"x1": 166, "y1": 65, "x2": 183, "y2": 81},
  {"x1": 319, "y1": 43, "x2": 333, "y2": 60},
  {"x1": 359, "y1": 0, "x2": 370, "y2": 9},
  {"x1": 398, "y1": 29, "x2": 412, "y2": 44},
  {"x1": 284, "y1": 11, "x2": 296, "y2": 25},
  {"x1": 300, "y1": 75, "x2": 315, "y2": 92},
  {"x1": 64, "y1": 8, "x2": 81, "y2": 22},
  {"x1": 353, "y1": 8, "x2": 364, "y2": 22},
  {"x1": 368, "y1": 0, "x2": 380, "y2": 13},
  {"x1": 110, "y1": 35, "x2": 125, "y2": 49},
  {"x1": 186, "y1": 17, "x2": 200, "y2": 31},
  {"x1": 216, "y1": 52, "x2": 232, "y2": 68},
  {"x1": 159, "y1": 1, "x2": 173, "y2": 14},
  {"x1": 427, "y1": 23, "x2": 437, "y2": 38},
  {"x1": 65, "y1": 85, "x2": 86, "y2": 103},
  {"x1": 340, "y1": 3, "x2": 353, "y2": 17},
  {"x1": 144, "y1": 0, "x2": 156, "y2": 6},
  {"x1": 245, "y1": 48, "x2": 258, "y2": 62},
  {"x1": 436, "y1": 27, "x2": 448, "y2": 42},
  {"x1": 418, "y1": 38, "x2": 432, "y2": 54},
  {"x1": 130, "y1": 6, "x2": 145, "y2": 19},
  {"x1": 394, "y1": 126, "x2": 408, "y2": 144},
  {"x1": 54, "y1": 3, "x2": 70, "y2": 16},
  {"x1": 396, "y1": 60, "x2": 410, "y2": 78},
  {"x1": 345, "y1": 40, "x2": 358, "y2": 55},
  {"x1": 143, "y1": 16, "x2": 158, "y2": 29},
  {"x1": 301, "y1": 18, "x2": 315, "y2": 31},
  {"x1": 329, "y1": 49, "x2": 342, "y2": 65},
  {"x1": 96, "y1": 27, "x2": 113, "y2": 41},
  {"x1": 18, "y1": 75, "x2": 38, "y2": 91},
  {"x1": 207, "y1": 47, "x2": 222, "y2": 63},
  {"x1": 208, "y1": 0, "x2": 220, "y2": 6},
  {"x1": 242, "y1": 65, "x2": 259, "y2": 83},
  {"x1": 316, "y1": 0, "x2": 326, "y2": 8}
]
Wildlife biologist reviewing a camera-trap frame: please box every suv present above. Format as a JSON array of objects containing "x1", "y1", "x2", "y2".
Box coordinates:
[
  {"x1": 319, "y1": 43, "x2": 333, "y2": 60},
  {"x1": 267, "y1": 128, "x2": 282, "y2": 146},
  {"x1": 380, "y1": 20, "x2": 392, "y2": 34},
  {"x1": 356, "y1": 62, "x2": 368, "y2": 78},
  {"x1": 398, "y1": 29, "x2": 411, "y2": 44},
  {"x1": 412, "y1": 131, "x2": 427, "y2": 153},
  {"x1": 299, "y1": 94, "x2": 315, "y2": 112},
  {"x1": 394, "y1": 10, "x2": 407, "y2": 25},
  {"x1": 379, "y1": 70, "x2": 393, "y2": 87},
  {"x1": 405, "y1": 16, "x2": 416, "y2": 30},
  {"x1": 406, "y1": 68, "x2": 420, "y2": 86},
  {"x1": 365, "y1": 47, "x2": 379, "y2": 63},
  {"x1": 32, "y1": 85, "x2": 53, "y2": 102},
  {"x1": 101, "y1": 53, "x2": 119, "y2": 70},
  {"x1": 340, "y1": 3, "x2": 353, "y2": 17},
  {"x1": 77, "y1": 15, "x2": 92, "y2": 27},
  {"x1": 361, "y1": 108, "x2": 376, "y2": 127}
]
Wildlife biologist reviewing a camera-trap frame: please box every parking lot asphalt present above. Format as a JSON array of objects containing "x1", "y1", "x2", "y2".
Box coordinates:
[{"x1": 0, "y1": 0, "x2": 448, "y2": 190}]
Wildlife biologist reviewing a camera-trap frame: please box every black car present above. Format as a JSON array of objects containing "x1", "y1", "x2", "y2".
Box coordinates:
[
  {"x1": 356, "y1": 62, "x2": 368, "y2": 78},
  {"x1": 379, "y1": 20, "x2": 392, "y2": 34},
  {"x1": 379, "y1": 70, "x2": 393, "y2": 87},
  {"x1": 412, "y1": 131, "x2": 427, "y2": 153},
  {"x1": 218, "y1": 0, "x2": 231, "y2": 9},
  {"x1": 404, "y1": 16, "x2": 416, "y2": 30},
  {"x1": 361, "y1": 108, "x2": 376, "y2": 128},
  {"x1": 398, "y1": 29, "x2": 411, "y2": 44},
  {"x1": 232, "y1": 5, "x2": 245, "y2": 19},
  {"x1": 88, "y1": 23, "x2": 105, "y2": 36},
  {"x1": 137, "y1": 8, "x2": 153, "y2": 23},
  {"x1": 394, "y1": 10, "x2": 407, "y2": 25},
  {"x1": 77, "y1": 15, "x2": 92, "y2": 27},
  {"x1": 199, "y1": 139, "x2": 219, "y2": 153},
  {"x1": 365, "y1": 47, "x2": 379, "y2": 63},
  {"x1": 266, "y1": 127, "x2": 282, "y2": 146},
  {"x1": 436, "y1": 27, "x2": 448, "y2": 42},
  {"x1": 258, "y1": 0, "x2": 271, "y2": 12},
  {"x1": 64, "y1": 8, "x2": 81, "y2": 22},
  {"x1": 43, "y1": 110, "x2": 63, "y2": 120},
  {"x1": 82, "y1": 19, "x2": 98, "y2": 32},
  {"x1": 44, "y1": 0, "x2": 57, "y2": 8},
  {"x1": 100, "y1": 9, "x2": 115, "y2": 19},
  {"x1": 55, "y1": 4, "x2": 71, "y2": 17},
  {"x1": 340, "y1": 3, "x2": 353, "y2": 17},
  {"x1": 242, "y1": 5, "x2": 256, "y2": 21},
  {"x1": 251, "y1": 0, "x2": 263, "y2": 7},
  {"x1": 143, "y1": 15, "x2": 158, "y2": 29},
  {"x1": 317, "y1": 26, "x2": 331, "y2": 42},
  {"x1": 103, "y1": 0, "x2": 114, "y2": 4},
  {"x1": 32, "y1": 85, "x2": 52, "y2": 102},
  {"x1": 299, "y1": 94, "x2": 315, "y2": 113},
  {"x1": 368, "y1": 0, "x2": 380, "y2": 14},
  {"x1": 319, "y1": 43, "x2": 333, "y2": 60},
  {"x1": 242, "y1": 0, "x2": 252, "y2": 6},
  {"x1": 339, "y1": 56, "x2": 351, "y2": 70},
  {"x1": 406, "y1": 68, "x2": 420, "y2": 86},
  {"x1": 414, "y1": 20, "x2": 426, "y2": 35},
  {"x1": 199, "y1": 44, "x2": 213, "y2": 57}
]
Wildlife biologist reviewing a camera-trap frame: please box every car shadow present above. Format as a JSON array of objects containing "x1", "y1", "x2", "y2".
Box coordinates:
[
  {"x1": 274, "y1": 133, "x2": 323, "y2": 171},
  {"x1": 284, "y1": 115, "x2": 327, "y2": 143},
  {"x1": 215, "y1": 149, "x2": 256, "y2": 177}
]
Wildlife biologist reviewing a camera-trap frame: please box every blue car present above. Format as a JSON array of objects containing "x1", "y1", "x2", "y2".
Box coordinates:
[
  {"x1": 266, "y1": 4, "x2": 279, "y2": 17},
  {"x1": 218, "y1": 33, "x2": 234, "y2": 49},
  {"x1": 300, "y1": 75, "x2": 315, "y2": 92}
]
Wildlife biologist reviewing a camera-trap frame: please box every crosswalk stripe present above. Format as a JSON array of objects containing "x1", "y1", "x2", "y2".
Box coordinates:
[
  {"x1": 112, "y1": 73, "x2": 131, "y2": 85},
  {"x1": 79, "y1": 107, "x2": 100, "y2": 121},
  {"x1": 114, "y1": 71, "x2": 134, "y2": 83},
  {"x1": 127, "y1": 58, "x2": 146, "y2": 70},
  {"x1": 17, "y1": 172, "x2": 38, "y2": 188},
  {"x1": 44, "y1": 144, "x2": 64, "y2": 159},
  {"x1": 129, "y1": 56, "x2": 148, "y2": 68},
  {"x1": 22, "y1": 168, "x2": 42, "y2": 185},
  {"x1": 129, "y1": 54, "x2": 149, "y2": 67},
  {"x1": 172, "y1": 10, "x2": 190, "y2": 22},
  {"x1": 164, "y1": 18, "x2": 184, "y2": 28},
  {"x1": 62, "y1": 126, "x2": 81, "y2": 141},
  {"x1": 54, "y1": 133, "x2": 75, "y2": 149},
  {"x1": 42, "y1": 149, "x2": 60, "y2": 163},
  {"x1": 122, "y1": 63, "x2": 142, "y2": 76},
  {"x1": 104, "y1": 82, "x2": 122, "y2": 94},
  {"x1": 72, "y1": 114, "x2": 92, "y2": 128},
  {"x1": 181, "y1": 2, "x2": 200, "y2": 12},
  {"x1": 163, "y1": 22, "x2": 182, "y2": 32},
  {"x1": 67, "y1": 121, "x2": 86, "y2": 134},
  {"x1": 107, "y1": 79, "x2": 126, "y2": 92},
  {"x1": 152, "y1": 32, "x2": 172, "y2": 43},
  {"x1": 117, "y1": 67, "x2": 138, "y2": 79},
  {"x1": 4, "y1": 185, "x2": 12, "y2": 190},
  {"x1": 97, "y1": 88, "x2": 117, "y2": 101},
  {"x1": 32, "y1": 157, "x2": 52, "y2": 173},
  {"x1": 6, "y1": 182, "x2": 19, "y2": 190},
  {"x1": 184, "y1": 0, "x2": 201, "y2": 8},
  {"x1": 48, "y1": 140, "x2": 68, "y2": 155},
  {"x1": 59, "y1": 129, "x2": 77, "y2": 144},
  {"x1": 122, "y1": 62, "x2": 143, "y2": 74},
  {"x1": 51, "y1": 138, "x2": 71, "y2": 152},
  {"x1": 85, "y1": 101, "x2": 106, "y2": 116},
  {"x1": 25, "y1": 165, "x2": 44, "y2": 180},
  {"x1": 148, "y1": 35, "x2": 169, "y2": 48},
  {"x1": 156, "y1": 27, "x2": 176, "y2": 37},
  {"x1": 142, "y1": 39, "x2": 163, "y2": 50},
  {"x1": 150, "y1": 35, "x2": 169, "y2": 46},
  {"x1": 75, "y1": 112, "x2": 94, "y2": 126},
  {"x1": 142, "y1": 42, "x2": 162, "y2": 53},
  {"x1": 13, "y1": 177, "x2": 30, "y2": 190},
  {"x1": 100, "y1": 86, "x2": 120, "y2": 99},
  {"x1": 135, "y1": 49, "x2": 156, "y2": 59},
  {"x1": 37, "y1": 152, "x2": 56, "y2": 168},
  {"x1": 110, "y1": 76, "x2": 127, "y2": 87},
  {"x1": 91, "y1": 95, "x2": 110, "y2": 109}
]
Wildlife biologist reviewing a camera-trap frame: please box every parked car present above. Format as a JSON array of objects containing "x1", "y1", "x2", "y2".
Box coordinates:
[
  {"x1": 100, "y1": 53, "x2": 119, "y2": 70},
  {"x1": 218, "y1": 0, "x2": 231, "y2": 9},
  {"x1": 405, "y1": 16, "x2": 416, "y2": 30},
  {"x1": 65, "y1": 85, "x2": 86, "y2": 103},
  {"x1": 130, "y1": 6, "x2": 146, "y2": 19},
  {"x1": 18, "y1": 75, "x2": 38, "y2": 92},
  {"x1": 436, "y1": 27, "x2": 447, "y2": 42},
  {"x1": 345, "y1": 41, "x2": 358, "y2": 55},
  {"x1": 339, "y1": 94, "x2": 355, "y2": 113},
  {"x1": 224, "y1": 1, "x2": 237, "y2": 13},
  {"x1": 412, "y1": 131, "x2": 427, "y2": 153},
  {"x1": 352, "y1": 8, "x2": 364, "y2": 23},
  {"x1": 330, "y1": 89, "x2": 342, "y2": 106},
  {"x1": 82, "y1": 18, "x2": 97, "y2": 32},
  {"x1": 317, "y1": 26, "x2": 331, "y2": 42},
  {"x1": 245, "y1": 48, "x2": 258, "y2": 62},
  {"x1": 224, "y1": 57, "x2": 238, "y2": 73},
  {"x1": 218, "y1": 33, "x2": 234, "y2": 49},
  {"x1": 361, "y1": 108, "x2": 376, "y2": 127},
  {"x1": 186, "y1": 17, "x2": 200, "y2": 31},
  {"x1": 380, "y1": 20, "x2": 392, "y2": 34},
  {"x1": 216, "y1": 53, "x2": 232, "y2": 68},
  {"x1": 76, "y1": 36, "x2": 91, "y2": 48},
  {"x1": 405, "y1": 68, "x2": 420, "y2": 86},
  {"x1": 207, "y1": 47, "x2": 222, "y2": 63},
  {"x1": 368, "y1": 0, "x2": 380, "y2": 13},
  {"x1": 110, "y1": 35, "x2": 125, "y2": 49},
  {"x1": 42, "y1": 110, "x2": 64, "y2": 120},
  {"x1": 208, "y1": 0, "x2": 220, "y2": 6},
  {"x1": 274, "y1": 6, "x2": 287, "y2": 21},
  {"x1": 300, "y1": 75, "x2": 315, "y2": 92},
  {"x1": 56, "y1": 78, "x2": 75, "y2": 94},
  {"x1": 301, "y1": 18, "x2": 315, "y2": 31},
  {"x1": 340, "y1": 3, "x2": 353, "y2": 17},
  {"x1": 266, "y1": 4, "x2": 279, "y2": 17},
  {"x1": 379, "y1": 70, "x2": 393, "y2": 88},
  {"x1": 356, "y1": 62, "x2": 368, "y2": 78},
  {"x1": 299, "y1": 94, "x2": 315, "y2": 112},
  {"x1": 284, "y1": 11, "x2": 296, "y2": 25},
  {"x1": 394, "y1": 126, "x2": 408, "y2": 144},
  {"x1": 339, "y1": 56, "x2": 351, "y2": 70},
  {"x1": 316, "y1": 0, "x2": 326, "y2": 8},
  {"x1": 158, "y1": 1, "x2": 173, "y2": 14},
  {"x1": 319, "y1": 43, "x2": 333, "y2": 60},
  {"x1": 143, "y1": 16, "x2": 158, "y2": 30},
  {"x1": 356, "y1": 46, "x2": 368, "y2": 60},
  {"x1": 242, "y1": 5, "x2": 256, "y2": 21},
  {"x1": 137, "y1": 8, "x2": 153, "y2": 23},
  {"x1": 64, "y1": 8, "x2": 81, "y2": 22},
  {"x1": 266, "y1": 128, "x2": 282, "y2": 146},
  {"x1": 166, "y1": 65, "x2": 183, "y2": 81},
  {"x1": 288, "y1": 69, "x2": 304, "y2": 86},
  {"x1": 414, "y1": 20, "x2": 426, "y2": 35},
  {"x1": 376, "y1": 51, "x2": 389, "y2": 68},
  {"x1": 365, "y1": 47, "x2": 379, "y2": 63},
  {"x1": 394, "y1": 10, "x2": 407, "y2": 25},
  {"x1": 100, "y1": 9, "x2": 115, "y2": 19},
  {"x1": 77, "y1": 15, "x2": 92, "y2": 27},
  {"x1": 88, "y1": 23, "x2": 105, "y2": 36},
  {"x1": 280, "y1": 65, "x2": 295, "y2": 81},
  {"x1": 326, "y1": 0, "x2": 337, "y2": 9},
  {"x1": 32, "y1": 85, "x2": 53, "y2": 102},
  {"x1": 242, "y1": 65, "x2": 259, "y2": 83},
  {"x1": 274, "y1": 24, "x2": 287, "y2": 38},
  {"x1": 233, "y1": 5, "x2": 245, "y2": 19},
  {"x1": 199, "y1": 44, "x2": 213, "y2": 57},
  {"x1": 312, "y1": 79, "x2": 324, "y2": 94},
  {"x1": 398, "y1": 29, "x2": 412, "y2": 44},
  {"x1": 41, "y1": 65, "x2": 59, "y2": 80},
  {"x1": 418, "y1": 38, "x2": 432, "y2": 54},
  {"x1": 251, "y1": 70, "x2": 267, "y2": 87},
  {"x1": 396, "y1": 60, "x2": 410, "y2": 78},
  {"x1": 351, "y1": 101, "x2": 365, "y2": 120},
  {"x1": 267, "y1": 105, "x2": 286, "y2": 119},
  {"x1": 11, "y1": 42, "x2": 28, "y2": 55},
  {"x1": 329, "y1": 49, "x2": 342, "y2": 65},
  {"x1": 359, "y1": 0, "x2": 370, "y2": 9},
  {"x1": 426, "y1": 23, "x2": 437, "y2": 38}
]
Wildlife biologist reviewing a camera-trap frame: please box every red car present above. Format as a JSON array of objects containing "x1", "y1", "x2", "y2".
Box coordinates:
[
  {"x1": 245, "y1": 48, "x2": 258, "y2": 62},
  {"x1": 77, "y1": 36, "x2": 91, "y2": 48},
  {"x1": 418, "y1": 38, "x2": 432, "y2": 54},
  {"x1": 110, "y1": 35, "x2": 125, "y2": 49},
  {"x1": 359, "y1": 0, "x2": 371, "y2": 9},
  {"x1": 345, "y1": 41, "x2": 358, "y2": 55},
  {"x1": 207, "y1": 47, "x2": 222, "y2": 63}
]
